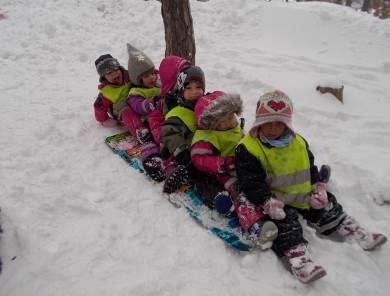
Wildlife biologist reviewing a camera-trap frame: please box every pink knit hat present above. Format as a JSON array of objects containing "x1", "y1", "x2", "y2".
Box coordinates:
[{"x1": 249, "y1": 90, "x2": 294, "y2": 137}]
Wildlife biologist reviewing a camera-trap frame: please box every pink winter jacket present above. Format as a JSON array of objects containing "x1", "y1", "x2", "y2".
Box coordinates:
[{"x1": 191, "y1": 141, "x2": 236, "y2": 192}]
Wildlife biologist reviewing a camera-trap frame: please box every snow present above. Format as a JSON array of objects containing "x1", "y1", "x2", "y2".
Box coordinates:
[{"x1": 1, "y1": 0, "x2": 390, "y2": 294}]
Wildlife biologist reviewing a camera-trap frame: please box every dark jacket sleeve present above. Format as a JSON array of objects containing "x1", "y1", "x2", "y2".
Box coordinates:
[
  {"x1": 161, "y1": 116, "x2": 193, "y2": 157},
  {"x1": 235, "y1": 144, "x2": 272, "y2": 207},
  {"x1": 302, "y1": 137, "x2": 320, "y2": 184}
]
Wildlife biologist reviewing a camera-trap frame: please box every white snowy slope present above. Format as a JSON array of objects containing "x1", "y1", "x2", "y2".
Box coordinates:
[{"x1": 0, "y1": 0, "x2": 390, "y2": 295}]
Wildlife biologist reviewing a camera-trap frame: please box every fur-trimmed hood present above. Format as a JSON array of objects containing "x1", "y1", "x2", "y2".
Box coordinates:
[{"x1": 194, "y1": 91, "x2": 243, "y2": 129}]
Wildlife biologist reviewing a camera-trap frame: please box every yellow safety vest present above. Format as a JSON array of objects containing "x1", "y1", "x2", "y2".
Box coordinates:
[
  {"x1": 192, "y1": 125, "x2": 243, "y2": 157},
  {"x1": 129, "y1": 87, "x2": 160, "y2": 99},
  {"x1": 239, "y1": 133, "x2": 312, "y2": 209},
  {"x1": 165, "y1": 106, "x2": 196, "y2": 133},
  {"x1": 100, "y1": 82, "x2": 132, "y2": 117}
]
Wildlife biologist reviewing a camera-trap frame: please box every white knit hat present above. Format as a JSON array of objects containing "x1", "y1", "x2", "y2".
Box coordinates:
[{"x1": 249, "y1": 90, "x2": 294, "y2": 137}]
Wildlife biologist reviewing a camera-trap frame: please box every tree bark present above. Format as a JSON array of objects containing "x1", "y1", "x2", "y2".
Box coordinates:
[{"x1": 161, "y1": 0, "x2": 196, "y2": 64}]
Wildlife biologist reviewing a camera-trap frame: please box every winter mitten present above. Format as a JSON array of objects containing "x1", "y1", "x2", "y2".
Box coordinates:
[
  {"x1": 213, "y1": 192, "x2": 236, "y2": 218},
  {"x1": 248, "y1": 219, "x2": 278, "y2": 249},
  {"x1": 285, "y1": 244, "x2": 327, "y2": 284},
  {"x1": 318, "y1": 165, "x2": 331, "y2": 183},
  {"x1": 236, "y1": 194, "x2": 265, "y2": 230},
  {"x1": 163, "y1": 165, "x2": 191, "y2": 194},
  {"x1": 136, "y1": 128, "x2": 153, "y2": 145},
  {"x1": 337, "y1": 216, "x2": 387, "y2": 251},
  {"x1": 101, "y1": 118, "x2": 118, "y2": 127},
  {"x1": 263, "y1": 198, "x2": 286, "y2": 220},
  {"x1": 142, "y1": 156, "x2": 166, "y2": 182},
  {"x1": 310, "y1": 182, "x2": 328, "y2": 209}
]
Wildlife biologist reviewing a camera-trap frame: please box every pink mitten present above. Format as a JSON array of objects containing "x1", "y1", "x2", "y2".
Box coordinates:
[
  {"x1": 310, "y1": 182, "x2": 328, "y2": 209},
  {"x1": 263, "y1": 198, "x2": 286, "y2": 220},
  {"x1": 101, "y1": 118, "x2": 118, "y2": 127}
]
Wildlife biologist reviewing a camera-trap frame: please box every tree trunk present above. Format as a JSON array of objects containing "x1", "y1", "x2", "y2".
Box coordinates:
[{"x1": 161, "y1": 0, "x2": 196, "y2": 64}]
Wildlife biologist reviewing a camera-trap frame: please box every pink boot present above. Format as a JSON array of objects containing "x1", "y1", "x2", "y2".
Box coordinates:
[
  {"x1": 285, "y1": 244, "x2": 327, "y2": 284},
  {"x1": 337, "y1": 216, "x2": 387, "y2": 251}
]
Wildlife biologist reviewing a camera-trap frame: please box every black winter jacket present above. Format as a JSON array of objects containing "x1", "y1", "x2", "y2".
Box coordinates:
[{"x1": 235, "y1": 135, "x2": 320, "y2": 208}]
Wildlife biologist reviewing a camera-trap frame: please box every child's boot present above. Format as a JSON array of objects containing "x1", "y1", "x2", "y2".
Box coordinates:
[
  {"x1": 285, "y1": 244, "x2": 327, "y2": 284},
  {"x1": 142, "y1": 155, "x2": 166, "y2": 182},
  {"x1": 163, "y1": 165, "x2": 191, "y2": 193},
  {"x1": 337, "y1": 216, "x2": 387, "y2": 251},
  {"x1": 249, "y1": 219, "x2": 278, "y2": 250}
]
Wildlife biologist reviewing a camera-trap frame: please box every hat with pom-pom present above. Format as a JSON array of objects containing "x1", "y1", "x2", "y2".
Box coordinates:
[{"x1": 249, "y1": 90, "x2": 294, "y2": 137}]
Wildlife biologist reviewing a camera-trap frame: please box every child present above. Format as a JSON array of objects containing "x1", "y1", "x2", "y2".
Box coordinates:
[
  {"x1": 158, "y1": 55, "x2": 192, "y2": 114},
  {"x1": 190, "y1": 91, "x2": 278, "y2": 247},
  {"x1": 161, "y1": 64, "x2": 206, "y2": 193},
  {"x1": 93, "y1": 54, "x2": 145, "y2": 136},
  {"x1": 235, "y1": 90, "x2": 387, "y2": 283},
  {"x1": 126, "y1": 44, "x2": 165, "y2": 182}
]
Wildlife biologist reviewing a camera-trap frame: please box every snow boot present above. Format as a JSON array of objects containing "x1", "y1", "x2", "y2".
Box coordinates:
[
  {"x1": 337, "y1": 216, "x2": 387, "y2": 251},
  {"x1": 142, "y1": 156, "x2": 166, "y2": 182},
  {"x1": 248, "y1": 219, "x2": 278, "y2": 250},
  {"x1": 163, "y1": 165, "x2": 191, "y2": 193},
  {"x1": 285, "y1": 244, "x2": 327, "y2": 284}
]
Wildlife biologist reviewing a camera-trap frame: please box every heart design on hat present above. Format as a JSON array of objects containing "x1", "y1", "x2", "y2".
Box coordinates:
[{"x1": 268, "y1": 100, "x2": 286, "y2": 112}]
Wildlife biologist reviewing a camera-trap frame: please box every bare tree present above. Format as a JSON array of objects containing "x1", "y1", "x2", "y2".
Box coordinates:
[{"x1": 161, "y1": 0, "x2": 196, "y2": 64}]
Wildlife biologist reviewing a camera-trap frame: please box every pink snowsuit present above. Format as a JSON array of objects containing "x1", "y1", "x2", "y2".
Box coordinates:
[{"x1": 192, "y1": 91, "x2": 265, "y2": 230}]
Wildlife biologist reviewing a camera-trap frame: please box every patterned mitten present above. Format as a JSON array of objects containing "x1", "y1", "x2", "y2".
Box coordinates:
[
  {"x1": 263, "y1": 198, "x2": 286, "y2": 220},
  {"x1": 310, "y1": 182, "x2": 328, "y2": 209}
]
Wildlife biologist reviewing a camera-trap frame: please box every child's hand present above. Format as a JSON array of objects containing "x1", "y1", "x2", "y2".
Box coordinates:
[
  {"x1": 263, "y1": 198, "x2": 286, "y2": 220},
  {"x1": 310, "y1": 182, "x2": 328, "y2": 209},
  {"x1": 101, "y1": 118, "x2": 118, "y2": 128}
]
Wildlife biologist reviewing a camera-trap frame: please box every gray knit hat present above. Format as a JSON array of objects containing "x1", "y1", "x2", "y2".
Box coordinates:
[
  {"x1": 95, "y1": 54, "x2": 121, "y2": 78},
  {"x1": 127, "y1": 43, "x2": 155, "y2": 85}
]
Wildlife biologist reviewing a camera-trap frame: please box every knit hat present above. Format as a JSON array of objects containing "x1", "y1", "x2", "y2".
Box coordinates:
[
  {"x1": 175, "y1": 65, "x2": 205, "y2": 92},
  {"x1": 159, "y1": 56, "x2": 192, "y2": 96},
  {"x1": 95, "y1": 54, "x2": 121, "y2": 78},
  {"x1": 127, "y1": 43, "x2": 155, "y2": 85},
  {"x1": 194, "y1": 91, "x2": 243, "y2": 129},
  {"x1": 249, "y1": 90, "x2": 294, "y2": 137}
]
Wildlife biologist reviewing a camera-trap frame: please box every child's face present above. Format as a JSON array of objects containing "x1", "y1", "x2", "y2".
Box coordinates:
[
  {"x1": 105, "y1": 68, "x2": 123, "y2": 85},
  {"x1": 141, "y1": 70, "x2": 158, "y2": 88},
  {"x1": 259, "y1": 121, "x2": 286, "y2": 139},
  {"x1": 182, "y1": 81, "x2": 204, "y2": 101},
  {"x1": 215, "y1": 113, "x2": 239, "y2": 131}
]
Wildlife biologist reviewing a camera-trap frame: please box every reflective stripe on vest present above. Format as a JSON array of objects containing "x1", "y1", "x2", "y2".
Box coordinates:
[
  {"x1": 240, "y1": 133, "x2": 312, "y2": 209},
  {"x1": 165, "y1": 106, "x2": 196, "y2": 133},
  {"x1": 129, "y1": 87, "x2": 160, "y2": 99},
  {"x1": 192, "y1": 125, "x2": 243, "y2": 157}
]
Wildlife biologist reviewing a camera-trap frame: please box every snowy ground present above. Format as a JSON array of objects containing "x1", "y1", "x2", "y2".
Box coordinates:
[{"x1": 1, "y1": 0, "x2": 390, "y2": 295}]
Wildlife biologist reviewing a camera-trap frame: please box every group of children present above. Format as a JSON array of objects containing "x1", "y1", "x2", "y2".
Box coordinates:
[{"x1": 93, "y1": 45, "x2": 387, "y2": 284}]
